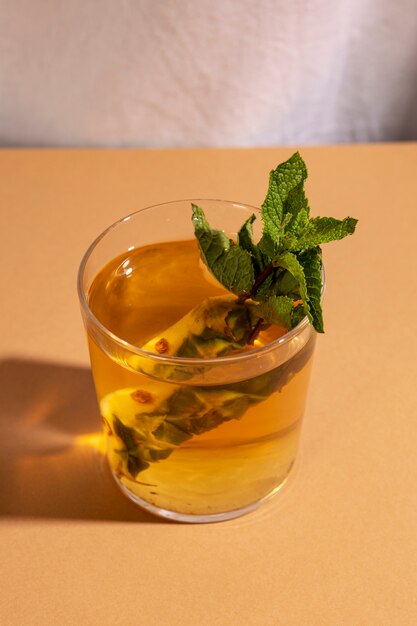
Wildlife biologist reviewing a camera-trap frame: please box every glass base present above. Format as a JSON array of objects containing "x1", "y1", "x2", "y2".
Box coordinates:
[{"x1": 112, "y1": 468, "x2": 292, "y2": 524}]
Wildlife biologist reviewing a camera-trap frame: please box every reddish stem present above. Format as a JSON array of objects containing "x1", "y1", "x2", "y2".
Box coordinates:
[{"x1": 247, "y1": 318, "x2": 265, "y2": 345}]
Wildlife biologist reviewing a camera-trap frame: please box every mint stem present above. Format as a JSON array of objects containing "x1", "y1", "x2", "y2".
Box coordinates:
[{"x1": 247, "y1": 317, "x2": 265, "y2": 344}]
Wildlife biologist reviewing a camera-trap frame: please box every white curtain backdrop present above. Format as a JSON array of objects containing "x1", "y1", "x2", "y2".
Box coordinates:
[{"x1": 1, "y1": 0, "x2": 416, "y2": 147}]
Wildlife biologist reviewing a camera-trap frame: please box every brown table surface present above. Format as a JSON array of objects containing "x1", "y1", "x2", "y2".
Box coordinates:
[{"x1": 1, "y1": 144, "x2": 416, "y2": 625}]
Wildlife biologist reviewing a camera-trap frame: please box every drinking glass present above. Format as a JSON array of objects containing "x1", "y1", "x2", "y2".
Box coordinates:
[{"x1": 78, "y1": 200, "x2": 316, "y2": 522}]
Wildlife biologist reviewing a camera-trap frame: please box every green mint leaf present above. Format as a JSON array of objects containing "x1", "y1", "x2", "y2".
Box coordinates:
[
  {"x1": 237, "y1": 213, "x2": 264, "y2": 272},
  {"x1": 260, "y1": 171, "x2": 282, "y2": 251},
  {"x1": 127, "y1": 453, "x2": 150, "y2": 476},
  {"x1": 285, "y1": 181, "x2": 310, "y2": 220},
  {"x1": 113, "y1": 416, "x2": 150, "y2": 477},
  {"x1": 283, "y1": 207, "x2": 310, "y2": 246},
  {"x1": 260, "y1": 152, "x2": 308, "y2": 254},
  {"x1": 258, "y1": 230, "x2": 277, "y2": 259},
  {"x1": 192, "y1": 204, "x2": 255, "y2": 295},
  {"x1": 274, "y1": 269, "x2": 298, "y2": 295},
  {"x1": 274, "y1": 251, "x2": 312, "y2": 324},
  {"x1": 256, "y1": 295, "x2": 295, "y2": 329},
  {"x1": 291, "y1": 304, "x2": 306, "y2": 327},
  {"x1": 291, "y1": 216, "x2": 358, "y2": 251},
  {"x1": 299, "y1": 247, "x2": 324, "y2": 332},
  {"x1": 113, "y1": 415, "x2": 137, "y2": 450}
]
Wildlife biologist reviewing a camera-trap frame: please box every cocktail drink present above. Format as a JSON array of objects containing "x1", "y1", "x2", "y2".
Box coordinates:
[{"x1": 78, "y1": 154, "x2": 356, "y2": 522}]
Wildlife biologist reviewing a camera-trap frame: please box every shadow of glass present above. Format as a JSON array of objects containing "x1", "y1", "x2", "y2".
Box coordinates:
[{"x1": 0, "y1": 358, "x2": 164, "y2": 523}]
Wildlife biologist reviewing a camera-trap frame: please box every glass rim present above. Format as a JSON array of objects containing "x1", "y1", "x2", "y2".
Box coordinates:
[{"x1": 77, "y1": 198, "x2": 316, "y2": 367}]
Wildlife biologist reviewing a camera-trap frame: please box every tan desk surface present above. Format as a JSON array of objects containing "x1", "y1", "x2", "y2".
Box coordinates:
[{"x1": 1, "y1": 144, "x2": 416, "y2": 625}]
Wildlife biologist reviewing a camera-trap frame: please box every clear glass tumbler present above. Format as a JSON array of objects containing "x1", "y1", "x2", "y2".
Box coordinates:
[{"x1": 78, "y1": 200, "x2": 316, "y2": 523}]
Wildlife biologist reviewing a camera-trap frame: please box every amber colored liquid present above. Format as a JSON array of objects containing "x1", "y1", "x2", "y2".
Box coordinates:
[{"x1": 88, "y1": 240, "x2": 314, "y2": 518}]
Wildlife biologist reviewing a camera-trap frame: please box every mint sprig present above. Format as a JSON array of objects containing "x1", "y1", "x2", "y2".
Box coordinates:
[{"x1": 192, "y1": 152, "x2": 357, "y2": 333}]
